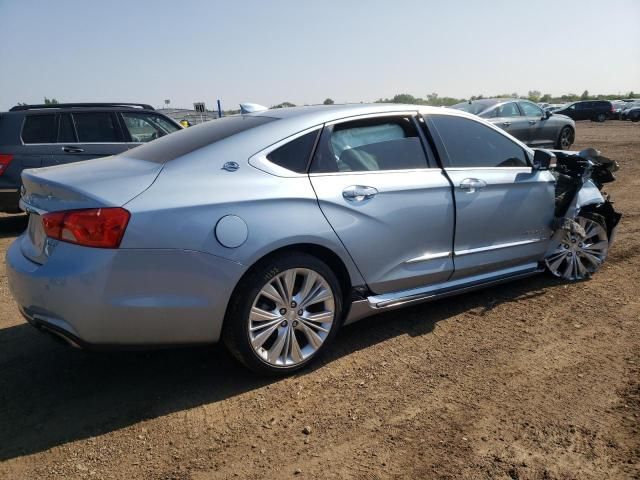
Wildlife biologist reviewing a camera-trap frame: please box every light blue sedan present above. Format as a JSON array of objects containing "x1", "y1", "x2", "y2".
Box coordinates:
[{"x1": 6, "y1": 104, "x2": 619, "y2": 374}]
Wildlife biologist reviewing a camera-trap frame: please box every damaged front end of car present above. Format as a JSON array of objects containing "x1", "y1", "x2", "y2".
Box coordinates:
[{"x1": 543, "y1": 147, "x2": 622, "y2": 280}]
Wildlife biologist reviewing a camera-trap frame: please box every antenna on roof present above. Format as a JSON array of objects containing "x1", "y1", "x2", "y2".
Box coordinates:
[{"x1": 240, "y1": 103, "x2": 268, "y2": 114}]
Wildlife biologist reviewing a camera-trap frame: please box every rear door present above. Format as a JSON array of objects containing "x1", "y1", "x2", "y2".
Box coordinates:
[
  {"x1": 518, "y1": 101, "x2": 555, "y2": 146},
  {"x1": 309, "y1": 113, "x2": 455, "y2": 294},
  {"x1": 50, "y1": 111, "x2": 128, "y2": 165},
  {"x1": 425, "y1": 113, "x2": 555, "y2": 280}
]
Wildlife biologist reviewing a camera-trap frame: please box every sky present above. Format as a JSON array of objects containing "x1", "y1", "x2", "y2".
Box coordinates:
[{"x1": 0, "y1": 0, "x2": 639, "y2": 111}]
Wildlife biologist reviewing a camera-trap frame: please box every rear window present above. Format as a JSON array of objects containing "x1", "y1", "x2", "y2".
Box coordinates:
[
  {"x1": 22, "y1": 115, "x2": 56, "y2": 143},
  {"x1": 123, "y1": 115, "x2": 277, "y2": 163}
]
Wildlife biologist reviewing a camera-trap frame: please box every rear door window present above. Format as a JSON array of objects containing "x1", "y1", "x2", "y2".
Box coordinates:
[
  {"x1": 22, "y1": 115, "x2": 57, "y2": 143},
  {"x1": 72, "y1": 112, "x2": 121, "y2": 142},
  {"x1": 428, "y1": 114, "x2": 529, "y2": 168},
  {"x1": 310, "y1": 115, "x2": 429, "y2": 173}
]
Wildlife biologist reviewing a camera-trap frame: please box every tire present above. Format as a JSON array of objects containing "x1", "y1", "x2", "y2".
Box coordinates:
[
  {"x1": 595, "y1": 113, "x2": 606, "y2": 122},
  {"x1": 544, "y1": 212, "x2": 609, "y2": 281},
  {"x1": 555, "y1": 126, "x2": 574, "y2": 150},
  {"x1": 222, "y1": 251, "x2": 343, "y2": 375}
]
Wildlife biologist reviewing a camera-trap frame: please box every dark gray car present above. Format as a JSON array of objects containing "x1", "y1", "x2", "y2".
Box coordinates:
[
  {"x1": 451, "y1": 99, "x2": 575, "y2": 150},
  {"x1": 0, "y1": 103, "x2": 182, "y2": 212}
]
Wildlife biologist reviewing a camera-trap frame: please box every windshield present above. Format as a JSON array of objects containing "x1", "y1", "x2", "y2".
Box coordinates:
[{"x1": 450, "y1": 100, "x2": 497, "y2": 116}]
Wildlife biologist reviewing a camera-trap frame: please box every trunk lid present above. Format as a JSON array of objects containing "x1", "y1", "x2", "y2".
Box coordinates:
[{"x1": 20, "y1": 155, "x2": 162, "y2": 264}]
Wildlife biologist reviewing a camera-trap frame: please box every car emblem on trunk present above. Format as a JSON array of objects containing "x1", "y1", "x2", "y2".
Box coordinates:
[{"x1": 222, "y1": 161, "x2": 239, "y2": 172}]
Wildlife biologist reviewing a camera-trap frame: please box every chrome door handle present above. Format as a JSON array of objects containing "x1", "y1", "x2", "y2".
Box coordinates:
[
  {"x1": 501, "y1": 122, "x2": 511, "y2": 127},
  {"x1": 342, "y1": 185, "x2": 378, "y2": 202},
  {"x1": 62, "y1": 146, "x2": 84, "y2": 153},
  {"x1": 458, "y1": 178, "x2": 487, "y2": 193},
  {"x1": 528, "y1": 120, "x2": 537, "y2": 125}
]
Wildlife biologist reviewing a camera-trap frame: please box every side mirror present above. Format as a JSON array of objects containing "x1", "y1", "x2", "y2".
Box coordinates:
[
  {"x1": 544, "y1": 109, "x2": 552, "y2": 119},
  {"x1": 533, "y1": 149, "x2": 555, "y2": 170}
]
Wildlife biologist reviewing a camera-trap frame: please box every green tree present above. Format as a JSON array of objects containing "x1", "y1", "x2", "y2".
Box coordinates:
[
  {"x1": 271, "y1": 101, "x2": 296, "y2": 109},
  {"x1": 580, "y1": 90, "x2": 589, "y2": 100},
  {"x1": 540, "y1": 93, "x2": 552, "y2": 102},
  {"x1": 527, "y1": 90, "x2": 542, "y2": 102},
  {"x1": 44, "y1": 97, "x2": 59, "y2": 104},
  {"x1": 323, "y1": 98, "x2": 334, "y2": 105}
]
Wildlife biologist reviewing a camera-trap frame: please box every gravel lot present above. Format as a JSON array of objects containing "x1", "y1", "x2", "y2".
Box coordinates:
[{"x1": 0, "y1": 121, "x2": 638, "y2": 480}]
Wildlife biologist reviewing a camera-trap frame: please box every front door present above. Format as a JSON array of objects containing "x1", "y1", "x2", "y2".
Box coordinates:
[
  {"x1": 518, "y1": 101, "x2": 555, "y2": 147},
  {"x1": 309, "y1": 113, "x2": 455, "y2": 294},
  {"x1": 426, "y1": 113, "x2": 555, "y2": 280}
]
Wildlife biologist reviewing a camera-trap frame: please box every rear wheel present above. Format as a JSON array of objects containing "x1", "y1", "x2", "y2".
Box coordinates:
[
  {"x1": 223, "y1": 252, "x2": 343, "y2": 375},
  {"x1": 545, "y1": 213, "x2": 609, "y2": 281},
  {"x1": 555, "y1": 126, "x2": 574, "y2": 150},
  {"x1": 595, "y1": 113, "x2": 606, "y2": 122}
]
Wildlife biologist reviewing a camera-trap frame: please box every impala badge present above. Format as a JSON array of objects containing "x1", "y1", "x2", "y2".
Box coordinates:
[{"x1": 222, "y1": 161, "x2": 239, "y2": 172}]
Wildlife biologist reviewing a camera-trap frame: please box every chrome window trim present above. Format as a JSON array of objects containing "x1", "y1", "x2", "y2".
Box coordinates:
[
  {"x1": 454, "y1": 238, "x2": 547, "y2": 256},
  {"x1": 248, "y1": 125, "x2": 322, "y2": 178},
  {"x1": 444, "y1": 166, "x2": 533, "y2": 172},
  {"x1": 0, "y1": 188, "x2": 19, "y2": 193},
  {"x1": 323, "y1": 110, "x2": 419, "y2": 127},
  {"x1": 308, "y1": 167, "x2": 443, "y2": 178}
]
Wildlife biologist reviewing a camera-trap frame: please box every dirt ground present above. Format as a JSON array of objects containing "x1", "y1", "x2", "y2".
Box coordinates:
[{"x1": 0, "y1": 121, "x2": 638, "y2": 480}]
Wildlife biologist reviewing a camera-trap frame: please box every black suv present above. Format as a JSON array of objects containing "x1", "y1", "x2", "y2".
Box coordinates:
[
  {"x1": 0, "y1": 103, "x2": 182, "y2": 212},
  {"x1": 553, "y1": 100, "x2": 614, "y2": 122}
]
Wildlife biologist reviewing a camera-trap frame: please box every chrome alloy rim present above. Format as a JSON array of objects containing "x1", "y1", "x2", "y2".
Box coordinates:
[
  {"x1": 249, "y1": 268, "x2": 335, "y2": 367},
  {"x1": 560, "y1": 128, "x2": 573, "y2": 149},
  {"x1": 545, "y1": 217, "x2": 608, "y2": 281}
]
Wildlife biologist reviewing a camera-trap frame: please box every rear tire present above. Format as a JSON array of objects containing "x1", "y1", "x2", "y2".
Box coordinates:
[
  {"x1": 222, "y1": 251, "x2": 343, "y2": 376},
  {"x1": 595, "y1": 113, "x2": 606, "y2": 122}
]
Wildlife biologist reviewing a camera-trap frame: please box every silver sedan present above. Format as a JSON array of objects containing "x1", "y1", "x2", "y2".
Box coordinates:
[{"x1": 7, "y1": 103, "x2": 618, "y2": 375}]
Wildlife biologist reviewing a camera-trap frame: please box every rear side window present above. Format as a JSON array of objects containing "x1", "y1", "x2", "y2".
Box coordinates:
[
  {"x1": 72, "y1": 112, "x2": 120, "y2": 142},
  {"x1": 266, "y1": 130, "x2": 319, "y2": 173},
  {"x1": 123, "y1": 115, "x2": 277, "y2": 163},
  {"x1": 429, "y1": 115, "x2": 529, "y2": 168},
  {"x1": 22, "y1": 115, "x2": 56, "y2": 143},
  {"x1": 310, "y1": 116, "x2": 428, "y2": 173}
]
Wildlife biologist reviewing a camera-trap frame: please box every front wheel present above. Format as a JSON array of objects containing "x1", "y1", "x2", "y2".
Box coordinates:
[
  {"x1": 223, "y1": 252, "x2": 343, "y2": 375},
  {"x1": 545, "y1": 213, "x2": 609, "y2": 281},
  {"x1": 556, "y1": 126, "x2": 574, "y2": 150}
]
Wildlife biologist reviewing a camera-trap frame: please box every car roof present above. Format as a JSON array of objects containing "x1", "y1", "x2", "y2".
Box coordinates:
[{"x1": 247, "y1": 102, "x2": 470, "y2": 126}]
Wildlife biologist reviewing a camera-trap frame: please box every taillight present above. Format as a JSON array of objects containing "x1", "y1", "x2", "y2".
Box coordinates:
[
  {"x1": 42, "y1": 208, "x2": 130, "y2": 248},
  {"x1": 0, "y1": 154, "x2": 13, "y2": 176}
]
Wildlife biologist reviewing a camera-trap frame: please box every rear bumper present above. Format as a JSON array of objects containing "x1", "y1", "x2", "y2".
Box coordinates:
[
  {"x1": 0, "y1": 189, "x2": 21, "y2": 213},
  {"x1": 6, "y1": 239, "x2": 246, "y2": 346}
]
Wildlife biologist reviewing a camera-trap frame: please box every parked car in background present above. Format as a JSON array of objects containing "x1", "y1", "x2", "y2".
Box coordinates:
[
  {"x1": 0, "y1": 103, "x2": 182, "y2": 212},
  {"x1": 553, "y1": 100, "x2": 614, "y2": 122},
  {"x1": 450, "y1": 98, "x2": 575, "y2": 149},
  {"x1": 611, "y1": 100, "x2": 628, "y2": 118},
  {"x1": 6, "y1": 103, "x2": 620, "y2": 375},
  {"x1": 620, "y1": 101, "x2": 640, "y2": 121},
  {"x1": 622, "y1": 104, "x2": 640, "y2": 122}
]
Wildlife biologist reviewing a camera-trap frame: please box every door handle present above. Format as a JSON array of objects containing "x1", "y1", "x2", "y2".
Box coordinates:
[
  {"x1": 501, "y1": 122, "x2": 511, "y2": 127},
  {"x1": 62, "y1": 146, "x2": 85, "y2": 153},
  {"x1": 342, "y1": 185, "x2": 378, "y2": 202},
  {"x1": 528, "y1": 120, "x2": 537, "y2": 125},
  {"x1": 458, "y1": 178, "x2": 487, "y2": 193}
]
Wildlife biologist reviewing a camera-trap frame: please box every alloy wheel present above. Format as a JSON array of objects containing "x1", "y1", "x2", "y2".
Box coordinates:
[
  {"x1": 545, "y1": 216, "x2": 608, "y2": 281},
  {"x1": 560, "y1": 128, "x2": 573, "y2": 149},
  {"x1": 248, "y1": 268, "x2": 335, "y2": 367}
]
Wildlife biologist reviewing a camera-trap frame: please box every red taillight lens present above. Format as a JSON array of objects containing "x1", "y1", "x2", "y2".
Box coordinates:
[
  {"x1": 42, "y1": 208, "x2": 130, "y2": 248},
  {"x1": 0, "y1": 154, "x2": 13, "y2": 176}
]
